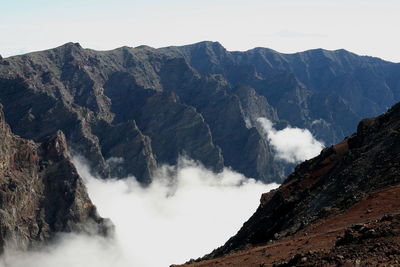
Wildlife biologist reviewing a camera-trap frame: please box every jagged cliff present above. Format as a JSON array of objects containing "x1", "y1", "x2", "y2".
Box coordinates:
[
  {"x1": 179, "y1": 102, "x2": 400, "y2": 266},
  {"x1": 1, "y1": 42, "x2": 399, "y2": 183},
  {"x1": 0, "y1": 104, "x2": 108, "y2": 253}
]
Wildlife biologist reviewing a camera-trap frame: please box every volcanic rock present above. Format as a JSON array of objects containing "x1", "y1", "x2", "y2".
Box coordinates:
[
  {"x1": 0, "y1": 104, "x2": 109, "y2": 253},
  {"x1": 180, "y1": 101, "x2": 400, "y2": 266},
  {"x1": 1, "y1": 42, "x2": 400, "y2": 182}
]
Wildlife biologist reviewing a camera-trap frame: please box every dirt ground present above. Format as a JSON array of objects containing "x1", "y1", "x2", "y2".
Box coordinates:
[{"x1": 175, "y1": 185, "x2": 400, "y2": 267}]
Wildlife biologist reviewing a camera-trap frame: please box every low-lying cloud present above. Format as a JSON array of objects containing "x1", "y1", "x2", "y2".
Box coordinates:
[
  {"x1": 257, "y1": 117, "x2": 324, "y2": 163},
  {"x1": 0, "y1": 157, "x2": 278, "y2": 267}
]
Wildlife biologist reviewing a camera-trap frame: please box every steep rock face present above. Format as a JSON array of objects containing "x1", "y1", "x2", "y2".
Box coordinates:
[
  {"x1": 158, "y1": 59, "x2": 281, "y2": 180},
  {"x1": 0, "y1": 105, "x2": 107, "y2": 253},
  {"x1": 163, "y1": 43, "x2": 398, "y2": 143},
  {"x1": 204, "y1": 101, "x2": 400, "y2": 259},
  {"x1": 103, "y1": 72, "x2": 223, "y2": 172},
  {"x1": 0, "y1": 43, "x2": 225, "y2": 182},
  {"x1": 1, "y1": 42, "x2": 400, "y2": 182},
  {"x1": 92, "y1": 120, "x2": 157, "y2": 183}
]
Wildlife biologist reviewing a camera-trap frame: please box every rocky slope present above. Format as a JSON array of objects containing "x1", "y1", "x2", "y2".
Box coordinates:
[
  {"x1": 1, "y1": 42, "x2": 400, "y2": 182},
  {"x1": 177, "y1": 102, "x2": 400, "y2": 266},
  {"x1": 0, "y1": 104, "x2": 108, "y2": 253}
]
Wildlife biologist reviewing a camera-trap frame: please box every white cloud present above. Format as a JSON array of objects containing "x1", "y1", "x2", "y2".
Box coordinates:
[
  {"x1": 0, "y1": 157, "x2": 278, "y2": 267},
  {"x1": 257, "y1": 118, "x2": 324, "y2": 163}
]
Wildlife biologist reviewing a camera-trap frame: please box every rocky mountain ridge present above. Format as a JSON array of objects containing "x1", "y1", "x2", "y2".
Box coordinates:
[
  {"x1": 1, "y1": 41, "x2": 400, "y2": 183},
  {"x1": 178, "y1": 101, "x2": 400, "y2": 266},
  {"x1": 0, "y1": 104, "x2": 108, "y2": 253}
]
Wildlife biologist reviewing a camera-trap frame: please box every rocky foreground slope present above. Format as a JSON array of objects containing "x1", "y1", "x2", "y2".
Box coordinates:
[
  {"x1": 0, "y1": 104, "x2": 108, "y2": 253},
  {"x1": 177, "y1": 102, "x2": 400, "y2": 266},
  {"x1": 1, "y1": 42, "x2": 400, "y2": 183}
]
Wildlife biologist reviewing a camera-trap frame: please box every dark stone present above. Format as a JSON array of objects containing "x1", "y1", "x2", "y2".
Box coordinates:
[
  {"x1": 0, "y1": 42, "x2": 399, "y2": 183},
  {"x1": 0, "y1": 105, "x2": 110, "y2": 253},
  {"x1": 203, "y1": 101, "x2": 400, "y2": 258}
]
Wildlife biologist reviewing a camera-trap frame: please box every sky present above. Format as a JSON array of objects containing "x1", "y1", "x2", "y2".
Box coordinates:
[{"x1": 1, "y1": 0, "x2": 399, "y2": 62}]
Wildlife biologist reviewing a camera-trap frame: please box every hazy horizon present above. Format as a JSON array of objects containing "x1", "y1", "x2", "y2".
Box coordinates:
[{"x1": 1, "y1": 0, "x2": 399, "y2": 62}]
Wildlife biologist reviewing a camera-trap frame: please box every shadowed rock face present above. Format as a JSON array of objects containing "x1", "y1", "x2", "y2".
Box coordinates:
[
  {"x1": 0, "y1": 42, "x2": 400, "y2": 182},
  {"x1": 202, "y1": 101, "x2": 400, "y2": 260},
  {"x1": 0, "y1": 104, "x2": 109, "y2": 253}
]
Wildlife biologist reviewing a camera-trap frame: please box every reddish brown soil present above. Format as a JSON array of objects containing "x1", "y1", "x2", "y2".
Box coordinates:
[{"x1": 176, "y1": 185, "x2": 400, "y2": 267}]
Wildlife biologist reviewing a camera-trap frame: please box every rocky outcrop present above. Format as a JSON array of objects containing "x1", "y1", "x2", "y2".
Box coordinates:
[
  {"x1": 1, "y1": 42, "x2": 400, "y2": 182},
  {"x1": 0, "y1": 104, "x2": 108, "y2": 253},
  {"x1": 198, "y1": 101, "x2": 400, "y2": 261}
]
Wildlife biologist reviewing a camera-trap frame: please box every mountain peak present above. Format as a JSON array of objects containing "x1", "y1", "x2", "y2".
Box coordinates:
[
  {"x1": 41, "y1": 130, "x2": 69, "y2": 160},
  {"x1": 134, "y1": 44, "x2": 155, "y2": 50},
  {"x1": 61, "y1": 42, "x2": 83, "y2": 49},
  {"x1": 53, "y1": 42, "x2": 84, "y2": 55},
  {"x1": 185, "y1": 41, "x2": 227, "y2": 54}
]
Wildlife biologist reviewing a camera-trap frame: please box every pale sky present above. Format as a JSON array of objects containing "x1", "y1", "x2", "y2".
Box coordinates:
[{"x1": 1, "y1": 0, "x2": 399, "y2": 62}]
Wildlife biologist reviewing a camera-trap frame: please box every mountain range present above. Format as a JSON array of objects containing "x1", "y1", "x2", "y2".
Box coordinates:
[
  {"x1": 1, "y1": 42, "x2": 400, "y2": 263},
  {"x1": 1, "y1": 41, "x2": 400, "y2": 183}
]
